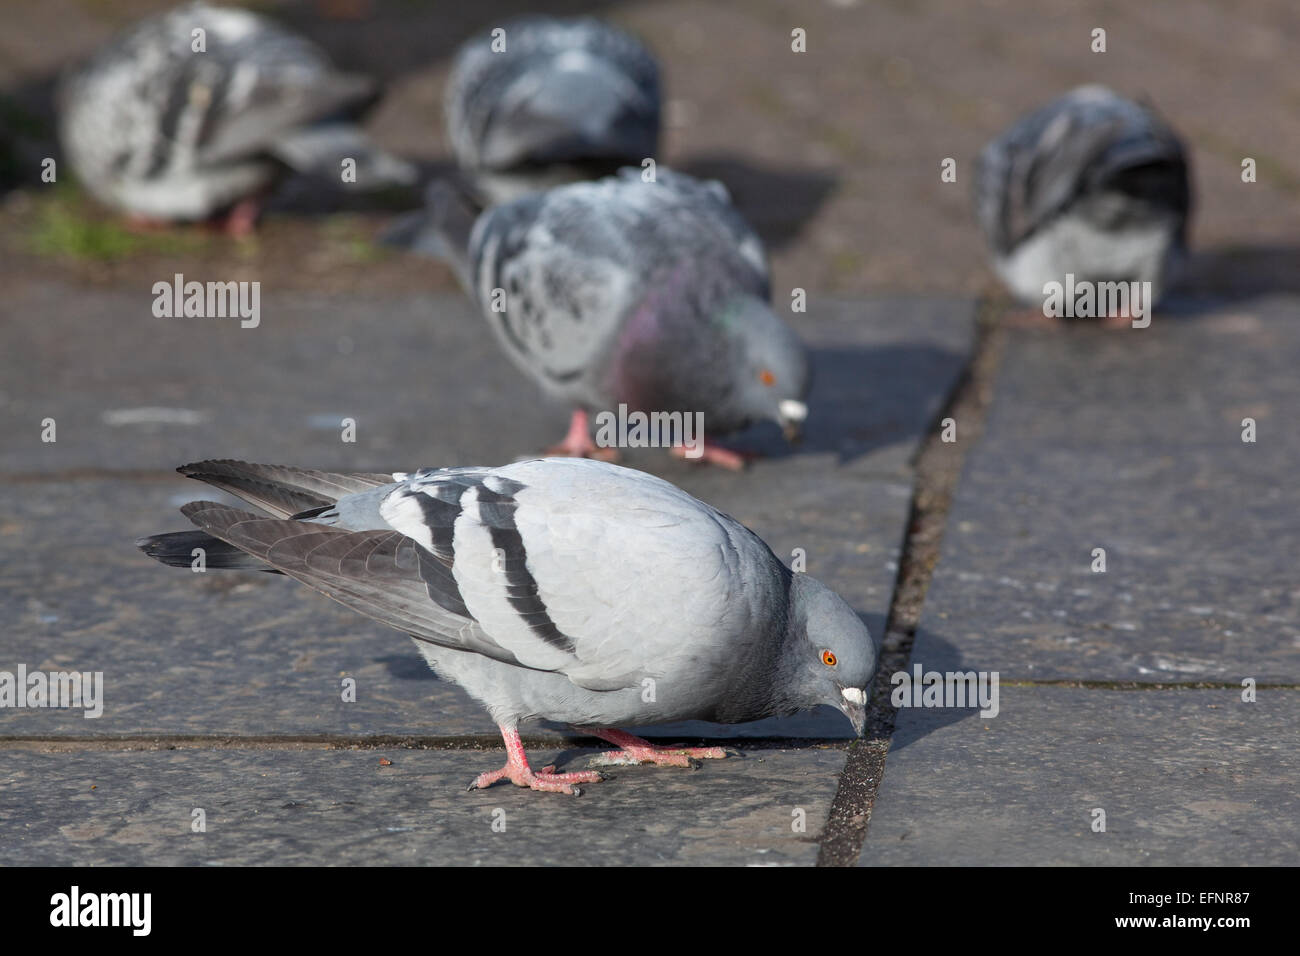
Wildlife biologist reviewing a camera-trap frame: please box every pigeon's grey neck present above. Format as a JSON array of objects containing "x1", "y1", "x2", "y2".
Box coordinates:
[{"x1": 712, "y1": 561, "x2": 801, "y2": 722}]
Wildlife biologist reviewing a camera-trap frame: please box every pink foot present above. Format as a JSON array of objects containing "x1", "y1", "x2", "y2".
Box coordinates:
[
  {"x1": 213, "y1": 198, "x2": 261, "y2": 238},
  {"x1": 668, "y1": 440, "x2": 749, "y2": 471},
  {"x1": 581, "y1": 728, "x2": 732, "y2": 769},
  {"x1": 544, "y1": 409, "x2": 619, "y2": 461},
  {"x1": 1100, "y1": 304, "x2": 1147, "y2": 329},
  {"x1": 469, "y1": 725, "x2": 604, "y2": 795}
]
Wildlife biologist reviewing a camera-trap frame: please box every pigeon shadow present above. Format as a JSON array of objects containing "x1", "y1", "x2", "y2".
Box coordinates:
[
  {"x1": 0, "y1": 76, "x2": 57, "y2": 200},
  {"x1": 676, "y1": 154, "x2": 838, "y2": 250},
  {"x1": 1158, "y1": 244, "x2": 1300, "y2": 318},
  {"x1": 886, "y1": 627, "x2": 989, "y2": 754},
  {"x1": 724, "y1": 342, "x2": 969, "y2": 465}
]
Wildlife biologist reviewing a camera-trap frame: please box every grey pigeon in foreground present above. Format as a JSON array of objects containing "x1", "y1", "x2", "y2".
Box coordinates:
[
  {"x1": 974, "y1": 85, "x2": 1191, "y2": 312},
  {"x1": 385, "y1": 168, "x2": 809, "y2": 469},
  {"x1": 445, "y1": 16, "x2": 661, "y2": 204},
  {"x1": 138, "y1": 458, "x2": 877, "y2": 794},
  {"x1": 57, "y1": 1, "x2": 414, "y2": 232}
]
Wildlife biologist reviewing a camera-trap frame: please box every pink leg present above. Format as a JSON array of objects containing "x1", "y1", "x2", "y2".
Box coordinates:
[
  {"x1": 668, "y1": 440, "x2": 749, "y2": 471},
  {"x1": 214, "y1": 197, "x2": 261, "y2": 238},
  {"x1": 469, "y1": 725, "x2": 605, "y2": 795},
  {"x1": 1099, "y1": 302, "x2": 1146, "y2": 329},
  {"x1": 581, "y1": 728, "x2": 732, "y2": 769},
  {"x1": 544, "y1": 409, "x2": 619, "y2": 461}
]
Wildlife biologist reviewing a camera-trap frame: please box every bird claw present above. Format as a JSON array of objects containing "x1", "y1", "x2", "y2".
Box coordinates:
[{"x1": 586, "y1": 743, "x2": 730, "y2": 769}]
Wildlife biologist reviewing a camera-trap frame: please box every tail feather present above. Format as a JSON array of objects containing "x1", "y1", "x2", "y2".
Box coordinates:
[
  {"x1": 140, "y1": 462, "x2": 399, "y2": 574},
  {"x1": 136, "y1": 530, "x2": 280, "y2": 573},
  {"x1": 177, "y1": 460, "x2": 394, "y2": 519},
  {"x1": 379, "y1": 179, "x2": 481, "y2": 289},
  {"x1": 268, "y1": 122, "x2": 418, "y2": 189}
]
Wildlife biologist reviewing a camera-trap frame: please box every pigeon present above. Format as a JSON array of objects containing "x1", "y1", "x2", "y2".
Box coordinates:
[
  {"x1": 445, "y1": 15, "x2": 661, "y2": 204},
  {"x1": 384, "y1": 168, "x2": 810, "y2": 469},
  {"x1": 974, "y1": 85, "x2": 1191, "y2": 316},
  {"x1": 138, "y1": 458, "x2": 877, "y2": 794},
  {"x1": 56, "y1": 1, "x2": 415, "y2": 233}
]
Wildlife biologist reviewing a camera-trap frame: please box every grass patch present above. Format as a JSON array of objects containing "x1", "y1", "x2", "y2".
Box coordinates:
[{"x1": 28, "y1": 185, "x2": 206, "y2": 261}]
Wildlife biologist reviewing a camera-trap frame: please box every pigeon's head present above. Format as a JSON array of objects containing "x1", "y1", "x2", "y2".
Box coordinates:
[
  {"x1": 721, "y1": 296, "x2": 811, "y2": 442},
  {"x1": 786, "y1": 573, "x2": 877, "y2": 736}
]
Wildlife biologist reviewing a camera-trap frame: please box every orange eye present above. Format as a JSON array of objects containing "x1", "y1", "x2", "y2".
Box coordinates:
[
  {"x1": 759, "y1": 369, "x2": 776, "y2": 386},
  {"x1": 821, "y1": 650, "x2": 837, "y2": 667}
]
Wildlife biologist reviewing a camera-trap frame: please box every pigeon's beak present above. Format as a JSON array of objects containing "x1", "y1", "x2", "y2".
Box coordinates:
[
  {"x1": 838, "y1": 686, "x2": 868, "y2": 737},
  {"x1": 778, "y1": 399, "x2": 807, "y2": 444}
]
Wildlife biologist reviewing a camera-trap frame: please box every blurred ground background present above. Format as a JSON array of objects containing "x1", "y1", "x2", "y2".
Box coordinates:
[{"x1": 1, "y1": 0, "x2": 1297, "y2": 298}]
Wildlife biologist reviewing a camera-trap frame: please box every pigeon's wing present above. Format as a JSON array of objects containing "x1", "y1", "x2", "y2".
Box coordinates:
[
  {"x1": 975, "y1": 86, "x2": 1188, "y2": 252},
  {"x1": 469, "y1": 168, "x2": 768, "y2": 387},
  {"x1": 178, "y1": 499, "x2": 534, "y2": 669},
  {"x1": 176, "y1": 460, "x2": 775, "y2": 691},
  {"x1": 467, "y1": 187, "x2": 640, "y2": 386},
  {"x1": 447, "y1": 16, "x2": 660, "y2": 170},
  {"x1": 169, "y1": 9, "x2": 379, "y2": 168},
  {"x1": 383, "y1": 459, "x2": 774, "y2": 691},
  {"x1": 61, "y1": 4, "x2": 379, "y2": 181},
  {"x1": 178, "y1": 459, "x2": 395, "y2": 518},
  {"x1": 646, "y1": 168, "x2": 769, "y2": 292}
]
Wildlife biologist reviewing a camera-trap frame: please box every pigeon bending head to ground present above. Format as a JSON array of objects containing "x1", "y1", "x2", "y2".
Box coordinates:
[
  {"x1": 974, "y1": 85, "x2": 1191, "y2": 320},
  {"x1": 139, "y1": 458, "x2": 877, "y2": 794},
  {"x1": 384, "y1": 168, "x2": 810, "y2": 469},
  {"x1": 57, "y1": 1, "x2": 415, "y2": 234},
  {"x1": 445, "y1": 15, "x2": 661, "y2": 204}
]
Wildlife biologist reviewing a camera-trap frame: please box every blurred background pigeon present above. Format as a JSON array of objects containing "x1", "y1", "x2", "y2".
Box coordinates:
[
  {"x1": 974, "y1": 84, "x2": 1192, "y2": 316},
  {"x1": 384, "y1": 167, "x2": 810, "y2": 469},
  {"x1": 56, "y1": 1, "x2": 415, "y2": 234},
  {"x1": 138, "y1": 457, "x2": 877, "y2": 794},
  {"x1": 445, "y1": 15, "x2": 661, "y2": 205}
]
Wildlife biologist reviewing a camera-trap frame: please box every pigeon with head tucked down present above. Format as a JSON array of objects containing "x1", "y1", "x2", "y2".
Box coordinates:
[
  {"x1": 57, "y1": 1, "x2": 414, "y2": 233},
  {"x1": 138, "y1": 457, "x2": 877, "y2": 794},
  {"x1": 383, "y1": 167, "x2": 810, "y2": 468},
  {"x1": 974, "y1": 85, "x2": 1191, "y2": 318},
  {"x1": 445, "y1": 15, "x2": 661, "y2": 204}
]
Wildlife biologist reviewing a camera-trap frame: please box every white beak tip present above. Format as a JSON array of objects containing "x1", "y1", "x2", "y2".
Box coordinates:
[{"x1": 778, "y1": 399, "x2": 808, "y2": 423}]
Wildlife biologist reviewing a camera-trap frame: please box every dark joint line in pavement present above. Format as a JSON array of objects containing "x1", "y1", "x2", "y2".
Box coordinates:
[{"x1": 817, "y1": 298, "x2": 1008, "y2": 868}]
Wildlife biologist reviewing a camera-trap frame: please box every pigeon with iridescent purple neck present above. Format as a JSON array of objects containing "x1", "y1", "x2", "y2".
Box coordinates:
[{"x1": 384, "y1": 167, "x2": 810, "y2": 468}]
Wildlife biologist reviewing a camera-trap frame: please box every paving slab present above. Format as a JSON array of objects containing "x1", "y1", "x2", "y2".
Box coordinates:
[
  {"x1": 910, "y1": 297, "x2": 1300, "y2": 683},
  {"x1": 0, "y1": 284, "x2": 974, "y2": 738},
  {"x1": 0, "y1": 283, "x2": 969, "y2": 476},
  {"x1": 0, "y1": 744, "x2": 846, "y2": 866},
  {"x1": 859, "y1": 686, "x2": 1300, "y2": 866}
]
